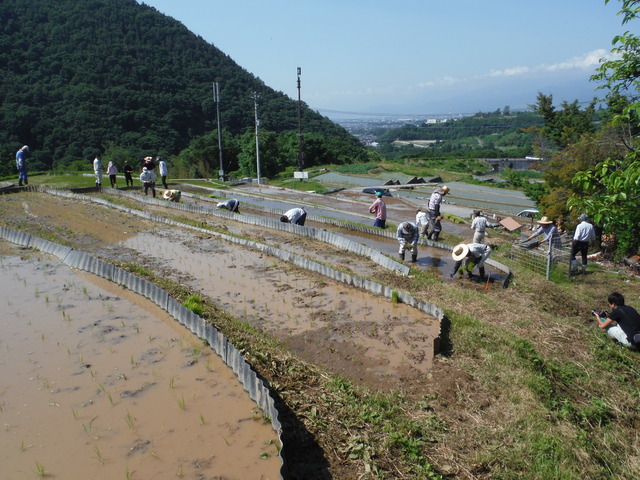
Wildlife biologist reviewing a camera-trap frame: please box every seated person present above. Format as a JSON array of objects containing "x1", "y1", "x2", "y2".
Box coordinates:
[{"x1": 593, "y1": 292, "x2": 640, "y2": 348}]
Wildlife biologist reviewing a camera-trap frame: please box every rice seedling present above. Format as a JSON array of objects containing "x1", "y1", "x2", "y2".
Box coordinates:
[
  {"x1": 199, "y1": 414, "x2": 206, "y2": 425},
  {"x1": 72, "y1": 407, "x2": 79, "y2": 420},
  {"x1": 125, "y1": 467, "x2": 133, "y2": 479},
  {"x1": 107, "y1": 393, "x2": 114, "y2": 405},
  {"x1": 177, "y1": 394, "x2": 186, "y2": 411},
  {"x1": 125, "y1": 412, "x2": 136, "y2": 432},
  {"x1": 34, "y1": 462, "x2": 46, "y2": 477},
  {"x1": 169, "y1": 376, "x2": 175, "y2": 389},
  {"x1": 94, "y1": 446, "x2": 104, "y2": 465},
  {"x1": 82, "y1": 286, "x2": 89, "y2": 297},
  {"x1": 34, "y1": 288, "x2": 39, "y2": 298}
]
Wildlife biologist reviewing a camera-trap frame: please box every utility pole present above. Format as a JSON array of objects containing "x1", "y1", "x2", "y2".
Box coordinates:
[
  {"x1": 253, "y1": 92, "x2": 261, "y2": 184},
  {"x1": 296, "y1": 67, "x2": 304, "y2": 176},
  {"x1": 213, "y1": 82, "x2": 224, "y2": 181}
]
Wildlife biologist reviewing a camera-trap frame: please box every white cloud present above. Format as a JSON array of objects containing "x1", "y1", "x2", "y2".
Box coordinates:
[{"x1": 488, "y1": 49, "x2": 609, "y2": 78}]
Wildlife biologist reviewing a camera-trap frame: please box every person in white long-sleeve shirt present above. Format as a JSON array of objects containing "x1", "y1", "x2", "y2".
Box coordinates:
[
  {"x1": 570, "y1": 213, "x2": 596, "y2": 274},
  {"x1": 140, "y1": 166, "x2": 156, "y2": 198},
  {"x1": 471, "y1": 210, "x2": 488, "y2": 244},
  {"x1": 280, "y1": 207, "x2": 307, "y2": 226},
  {"x1": 450, "y1": 243, "x2": 492, "y2": 279}
]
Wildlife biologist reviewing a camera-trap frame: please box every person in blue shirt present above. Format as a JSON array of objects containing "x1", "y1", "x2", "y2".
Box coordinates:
[{"x1": 15, "y1": 145, "x2": 29, "y2": 186}]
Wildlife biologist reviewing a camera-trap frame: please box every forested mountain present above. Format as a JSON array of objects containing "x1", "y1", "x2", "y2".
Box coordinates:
[{"x1": 0, "y1": 0, "x2": 366, "y2": 175}]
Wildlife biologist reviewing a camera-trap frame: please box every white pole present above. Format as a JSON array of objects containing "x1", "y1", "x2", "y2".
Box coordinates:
[
  {"x1": 213, "y1": 82, "x2": 224, "y2": 181},
  {"x1": 254, "y1": 92, "x2": 261, "y2": 184}
]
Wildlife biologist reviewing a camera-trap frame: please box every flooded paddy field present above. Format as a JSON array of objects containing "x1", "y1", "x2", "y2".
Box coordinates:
[
  {"x1": 122, "y1": 229, "x2": 440, "y2": 388},
  {"x1": 0, "y1": 244, "x2": 280, "y2": 480}
]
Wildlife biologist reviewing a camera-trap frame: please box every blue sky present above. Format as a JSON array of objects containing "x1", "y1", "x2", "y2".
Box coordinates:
[{"x1": 139, "y1": 0, "x2": 626, "y2": 116}]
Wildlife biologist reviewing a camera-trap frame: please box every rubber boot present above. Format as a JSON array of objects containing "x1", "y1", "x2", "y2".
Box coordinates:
[
  {"x1": 479, "y1": 267, "x2": 486, "y2": 279},
  {"x1": 581, "y1": 263, "x2": 587, "y2": 274},
  {"x1": 411, "y1": 254, "x2": 417, "y2": 263},
  {"x1": 18, "y1": 180, "x2": 23, "y2": 186},
  {"x1": 399, "y1": 251, "x2": 405, "y2": 261},
  {"x1": 570, "y1": 259, "x2": 578, "y2": 274},
  {"x1": 432, "y1": 232, "x2": 439, "y2": 242}
]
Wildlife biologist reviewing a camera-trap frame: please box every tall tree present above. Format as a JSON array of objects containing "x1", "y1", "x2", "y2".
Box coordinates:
[{"x1": 568, "y1": 0, "x2": 640, "y2": 257}]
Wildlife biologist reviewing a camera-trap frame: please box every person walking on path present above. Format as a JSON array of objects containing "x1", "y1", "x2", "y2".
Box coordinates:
[
  {"x1": 280, "y1": 207, "x2": 307, "y2": 226},
  {"x1": 426, "y1": 185, "x2": 450, "y2": 241},
  {"x1": 217, "y1": 198, "x2": 240, "y2": 213},
  {"x1": 471, "y1": 210, "x2": 488, "y2": 244},
  {"x1": 396, "y1": 221, "x2": 419, "y2": 262},
  {"x1": 570, "y1": 213, "x2": 596, "y2": 274},
  {"x1": 93, "y1": 154, "x2": 103, "y2": 188},
  {"x1": 593, "y1": 292, "x2": 640, "y2": 348},
  {"x1": 140, "y1": 166, "x2": 156, "y2": 198},
  {"x1": 15, "y1": 145, "x2": 29, "y2": 186},
  {"x1": 368, "y1": 191, "x2": 387, "y2": 228},
  {"x1": 123, "y1": 160, "x2": 134, "y2": 187},
  {"x1": 158, "y1": 157, "x2": 168, "y2": 189},
  {"x1": 450, "y1": 243, "x2": 492, "y2": 279},
  {"x1": 107, "y1": 161, "x2": 118, "y2": 188}
]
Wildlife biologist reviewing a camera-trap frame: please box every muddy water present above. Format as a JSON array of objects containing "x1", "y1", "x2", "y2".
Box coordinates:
[
  {"x1": 122, "y1": 230, "x2": 440, "y2": 388},
  {"x1": 0, "y1": 249, "x2": 280, "y2": 480}
]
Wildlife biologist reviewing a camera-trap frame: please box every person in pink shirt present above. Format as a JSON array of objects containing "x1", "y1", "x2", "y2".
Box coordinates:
[{"x1": 369, "y1": 191, "x2": 387, "y2": 229}]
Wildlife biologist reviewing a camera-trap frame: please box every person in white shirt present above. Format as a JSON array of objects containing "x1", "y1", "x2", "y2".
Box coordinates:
[
  {"x1": 217, "y1": 198, "x2": 240, "y2": 213},
  {"x1": 571, "y1": 213, "x2": 596, "y2": 274},
  {"x1": 471, "y1": 210, "x2": 488, "y2": 244},
  {"x1": 93, "y1": 154, "x2": 103, "y2": 188},
  {"x1": 450, "y1": 243, "x2": 492, "y2": 279},
  {"x1": 280, "y1": 207, "x2": 307, "y2": 226},
  {"x1": 140, "y1": 166, "x2": 156, "y2": 198},
  {"x1": 158, "y1": 157, "x2": 168, "y2": 189},
  {"x1": 415, "y1": 208, "x2": 430, "y2": 244}
]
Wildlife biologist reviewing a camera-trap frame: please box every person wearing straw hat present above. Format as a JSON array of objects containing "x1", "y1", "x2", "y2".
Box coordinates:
[
  {"x1": 396, "y1": 221, "x2": 419, "y2": 262},
  {"x1": 570, "y1": 213, "x2": 596, "y2": 274},
  {"x1": 450, "y1": 243, "x2": 492, "y2": 279},
  {"x1": 369, "y1": 191, "x2": 387, "y2": 229},
  {"x1": 162, "y1": 189, "x2": 181, "y2": 202},
  {"x1": 426, "y1": 185, "x2": 450, "y2": 241},
  {"x1": 524, "y1": 216, "x2": 561, "y2": 249}
]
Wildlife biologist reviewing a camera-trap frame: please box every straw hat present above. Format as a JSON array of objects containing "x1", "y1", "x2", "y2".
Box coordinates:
[
  {"x1": 441, "y1": 185, "x2": 450, "y2": 194},
  {"x1": 452, "y1": 243, "x2": 469, "y2": 261},
  {"x1": 536, "y1": 216, "x2": 553, "y2": 225}
]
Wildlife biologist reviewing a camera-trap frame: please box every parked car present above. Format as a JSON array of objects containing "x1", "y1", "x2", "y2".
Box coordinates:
[
  {"x1": 362, "y1": 187, "x2": 392, "y2": 196},
  {"x1": 517, "y1": 208, "x2": 539, "y2": 218}
]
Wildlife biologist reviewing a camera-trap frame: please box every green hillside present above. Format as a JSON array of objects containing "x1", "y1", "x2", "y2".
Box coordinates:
[{"x1": 0, "y1": 0, "x2": 366, "y2": 174}]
